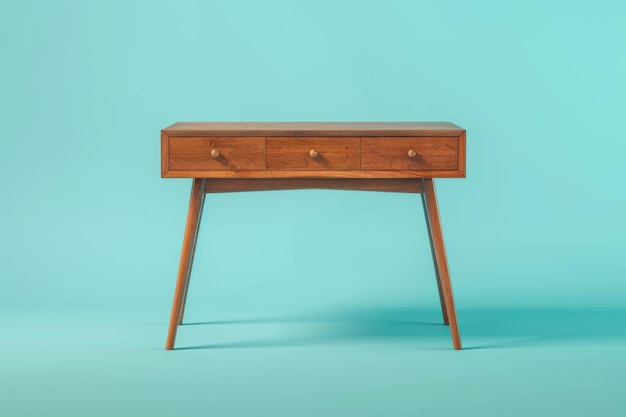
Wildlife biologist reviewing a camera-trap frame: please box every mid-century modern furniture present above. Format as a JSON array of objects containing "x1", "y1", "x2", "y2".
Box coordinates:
[{"x1": 161, "y1": 122, "x2": 466, "y2": 350}]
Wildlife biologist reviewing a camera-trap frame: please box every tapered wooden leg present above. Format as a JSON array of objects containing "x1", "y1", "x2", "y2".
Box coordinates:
[
  {"x1": 422, "y1": 193, "x2": 449, "y2": 325},
  {"x1": 166, "y1": 178, "x2": 206, "y2": 350},
  {"x1": 421, "y1": 178, "x2": 462, "y2": 350},
  {"x1": 178, "y1": 183, "x2": 206, "y2": 325}
]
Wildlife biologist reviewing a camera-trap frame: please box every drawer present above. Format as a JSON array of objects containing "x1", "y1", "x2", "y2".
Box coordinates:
[
  {"x1": 266, "y1": 137, "x2": 360, "y2": 170},
  {"x1": 361, "y1": 137, "x2": 459, "y2": 171},
  {"x1": 168, "y1": 137, "x2": 266, "y2": 171}
]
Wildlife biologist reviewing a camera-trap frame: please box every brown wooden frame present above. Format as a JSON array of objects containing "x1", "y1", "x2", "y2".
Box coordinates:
[{"x1": 162, "y1": 122, "x2": 464, "y2": 350}]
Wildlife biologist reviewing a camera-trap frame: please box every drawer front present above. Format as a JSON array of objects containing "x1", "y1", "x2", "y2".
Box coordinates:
[
  {"x1": 361, "y1": 137, "x2": 459, "y2": 171},
  {"x1": 168, "y1": 137, "x2": 266, "y2": 171},
  {"x1": 266, "y1": 137, "x2": 360, "y2": 170}
]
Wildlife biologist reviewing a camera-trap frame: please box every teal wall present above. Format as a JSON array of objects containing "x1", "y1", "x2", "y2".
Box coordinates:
[
  {"x1": 2, "y1": 3, "x2": 626, "y2": 417},
  {"x1": 1, "y1": 0, "x2": 625, "y2": 312}
]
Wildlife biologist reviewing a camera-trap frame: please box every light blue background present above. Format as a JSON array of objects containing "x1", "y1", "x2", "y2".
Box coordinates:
[{"x1": 1, "y1": 1, "x2": 625, "y2": 416}]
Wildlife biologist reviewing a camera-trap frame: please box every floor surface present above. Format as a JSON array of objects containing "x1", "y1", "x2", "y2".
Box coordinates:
[{"x1": 2, "y1": 306, "x2": 625, "y2": 417}]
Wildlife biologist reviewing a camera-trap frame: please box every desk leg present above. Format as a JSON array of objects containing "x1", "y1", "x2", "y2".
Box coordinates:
[
  {"x1": 422, "y1": 193, "x2": 449, "y2": 326},
  {"x1": 166, "y1": 178, "x2": 206, "y2": 350},
  {"x1": 178, "y1": 182, "x2": 206, "y2": 325},
  {"x1": 422, "y1": 178, "x2": 462, "y2": 350}
]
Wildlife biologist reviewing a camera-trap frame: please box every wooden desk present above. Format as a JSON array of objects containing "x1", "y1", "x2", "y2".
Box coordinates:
[{"x1": 161, "y1": 122, "x2": 466, "y2": 350}]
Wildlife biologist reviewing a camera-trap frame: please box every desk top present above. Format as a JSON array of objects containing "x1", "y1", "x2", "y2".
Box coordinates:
[{"x1": 163, "y1": 122, "x2": 464, "y2": 137}]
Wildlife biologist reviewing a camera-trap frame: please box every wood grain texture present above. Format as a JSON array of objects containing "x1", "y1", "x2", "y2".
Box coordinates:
[
  {"x1": 161, "y1": 131, "x2": 169, "y2": 176},
  {"x1": 161, "y1": 124, "x2": 466, "y2": 178},
  {"x1": 362, "y1": 137, "x2": 459, "y2": 171},
  {"x1": 266, "y1": 137, "x2": 360, "y2": 170},
  {"x1": 458, "y1": 131, "x2": 466, "y2": 177},
  {"x1": 168, "y1": 137, "x2": 266, "y2": 171},
  {"x1": 422, "y1": 178, "x2": 461, "y2": 350},
  {"x1": 204, "y1": 178, "x2": 423, "y2": 193},
  {"x1": 162, "y1": 170, "x2": 464, "y2": 179},
  {"x1": 163, "y1": 122, "x2": 464, "y2": 137},
  {"x1": 166, "y1": 178, "x2": 206, "y2": 350}
]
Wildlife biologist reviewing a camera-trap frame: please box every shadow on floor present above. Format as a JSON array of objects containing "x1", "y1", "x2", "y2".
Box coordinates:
[{"x1": 176, "y1": 306, "x2": 626, "y2": 351}]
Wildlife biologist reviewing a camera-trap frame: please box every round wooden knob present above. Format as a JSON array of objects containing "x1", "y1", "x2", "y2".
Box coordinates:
[
  {"x1": 210, "y1": 149, "x2": 220, "y2": 158},
  {"x1": 309, "y1": 149, "x2": 318, "y2": 158},
  {"x1": 407, "y1": 149, "x2": 417, "y2": 158}
]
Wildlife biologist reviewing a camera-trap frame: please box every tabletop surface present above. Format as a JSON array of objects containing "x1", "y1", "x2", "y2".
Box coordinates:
[{"x1": 163, "y1": 122, "x2": 465, "y2": 137}]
